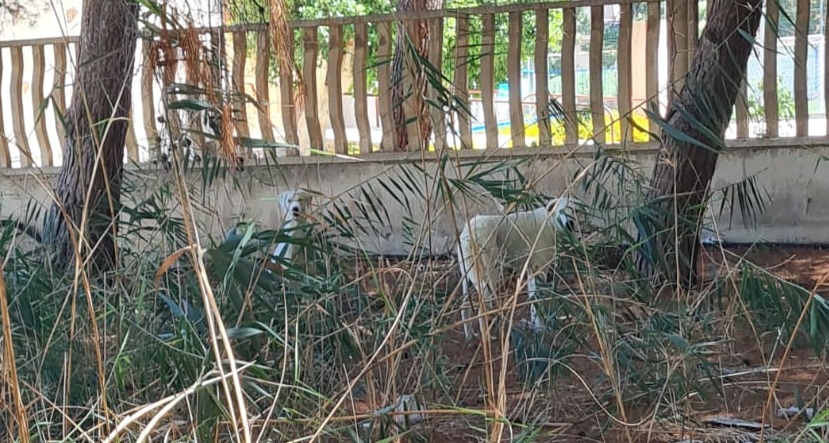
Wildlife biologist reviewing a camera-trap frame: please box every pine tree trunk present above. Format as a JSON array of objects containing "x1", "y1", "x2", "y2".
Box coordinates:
[
  {"x1": 634, "y1": 0, "x2": 762, "y2": 288},
  {"x1": 48, "y1": 0, "x2": 139, "y2": 271},
  {"x1": 389, "y1": 0, "x2": 442, "y2": 152}
]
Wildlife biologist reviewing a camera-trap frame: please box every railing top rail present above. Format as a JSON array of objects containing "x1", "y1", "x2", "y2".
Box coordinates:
[
  {"x1": 0, "y1": 35, "x2": 80, "y2": 48},
  {"x1": 0, "y1": 0, "x2": 656, "y2": 46},
  {"x1": 134, "y1": 0, "x2": 658, "y2": 36}
]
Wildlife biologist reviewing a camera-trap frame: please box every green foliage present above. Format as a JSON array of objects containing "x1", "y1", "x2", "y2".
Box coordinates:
[
  {"x1": 227, "y1": 0, "x2": 390, "y2": 23},
  {"x1": 7, "y1": 139, "x2": 829, "y2": 440},
  {"x1": 443, "y1": 10, "x2": 564, "y2": 89},
  {"x1": 226, "y1": 0, "x2": 563, "y2": 93},
  {"x1": 226, "y1": 0, "x2": 393, "y2": 93},
  {"x1": 773, "y1": 0, "x2": 825, "y2": 36},
  {"x1": 7, "y1": 1, "x2": 829, "y2": 440},
  {"x1": 746, "y1": 78, "x2": 796, "y2": 136},
  {"x1": 804, "y1": 407, "x2": 829, "y2": 441}
]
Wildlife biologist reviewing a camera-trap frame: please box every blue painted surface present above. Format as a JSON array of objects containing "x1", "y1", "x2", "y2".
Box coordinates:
[
  {"x1": 471, "y1": 121, "x2": 511, "y2": 133},
  {"x1": 471, "y1": 118, "x2": 544, "y2": 134}
]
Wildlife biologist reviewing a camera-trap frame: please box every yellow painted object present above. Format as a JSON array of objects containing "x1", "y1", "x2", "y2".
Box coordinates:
[
  {"x1": 370, "y1": 111, "x2": 653, "y2": 153},
  {"x1": 496, "y1": 111, "x2": 652, "y2": 148}
]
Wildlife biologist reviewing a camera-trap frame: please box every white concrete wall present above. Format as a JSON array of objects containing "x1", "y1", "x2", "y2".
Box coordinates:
[{"x1": 1, "y1": 141, "x2": 828, "y2": 255}]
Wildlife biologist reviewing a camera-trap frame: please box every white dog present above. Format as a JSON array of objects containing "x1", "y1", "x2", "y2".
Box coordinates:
[
  {"x1": 271, "y1": 190, "x2": 315, "y2": 266},
  {"x1": 457, "y1": 196, "x2": 575, "y2": 340}
]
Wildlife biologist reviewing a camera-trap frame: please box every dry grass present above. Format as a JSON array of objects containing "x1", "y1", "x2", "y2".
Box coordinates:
[
  {"x1": 4, "y1": 2, "x2": 828, "y2": 442},
  {"x1": 6, "y1": 228, "x2": 829, "y2": 442}
]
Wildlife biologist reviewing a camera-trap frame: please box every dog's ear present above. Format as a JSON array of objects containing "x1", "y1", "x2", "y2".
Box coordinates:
[
  {"x1": 296, "y1": 189, "x2": 313, "y2": 204},
  {"x1": 277, "y1": 190, "x2": 295, "y2": 214}
]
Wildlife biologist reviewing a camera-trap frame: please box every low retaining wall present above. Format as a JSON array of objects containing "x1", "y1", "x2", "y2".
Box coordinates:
[{"x1": 1, "y1": 139, "x2": 827, "y2": 255}]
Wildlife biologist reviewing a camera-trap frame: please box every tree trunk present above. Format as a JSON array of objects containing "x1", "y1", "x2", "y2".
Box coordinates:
[
  {"x1": 390, "y1": 0, "x2": 442, "y2": 152},
  {"x1": 634, "y1": 0, "x2": 762, "y2": 289},
  {"x1": 48, "y1": 0, "x2": 139, "y2": 271}
]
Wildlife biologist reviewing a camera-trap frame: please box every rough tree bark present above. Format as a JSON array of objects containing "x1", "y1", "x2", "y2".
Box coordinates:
[
  {"x1": 47, "y1": 0, "x2": 139, "y2": 271},
  {"x1": 390, "y1": 0, "x2": 442, "y2": 152},
  {"x1": 634, "y1": 0, "x2": 762, "y2": 288}
]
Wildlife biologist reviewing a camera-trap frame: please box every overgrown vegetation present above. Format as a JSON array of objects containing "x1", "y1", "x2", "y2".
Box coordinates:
[
  {"x1": 5, "y1": 117, "x2": 829, "y2": 441},
  {"x1": 3, "y1": 0, "x2": 829, "y2": 442},
  {"x1": 746, "y1": 78, "x2": 797, "y2": 137}
]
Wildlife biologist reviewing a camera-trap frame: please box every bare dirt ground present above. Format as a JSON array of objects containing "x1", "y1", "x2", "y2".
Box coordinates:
[
  {"x1": 345, "y1": 245, "x2": 829, "y2": 442},
  {"x1": 701, "y1": 245, "x2": 829, "y2": 291}
]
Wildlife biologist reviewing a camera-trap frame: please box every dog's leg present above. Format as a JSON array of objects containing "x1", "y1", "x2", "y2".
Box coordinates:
[
  {"x1": 527, "y1": 275, "x2": 543, "y2": 331},
  {"x1": 471, "y1": 256, "x2": 496, "y2": 342},
  {"x1": 458, "y1": 234, "x2": 496, "y2": 341},
  {"x1": 457, "y1": 244, "x2": 476, "y2": 340}
]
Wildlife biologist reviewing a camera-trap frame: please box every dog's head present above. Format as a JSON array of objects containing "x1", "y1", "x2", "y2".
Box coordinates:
[
  {"x1": 202, "y1": 107, "x2": 223, "y2": 136},
  {"x1": 278, "y1": 190, "x2": 313, "y2": 222},
  {"x1": 546, "y1": 196, "x2": 576, "y2": 232}
]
